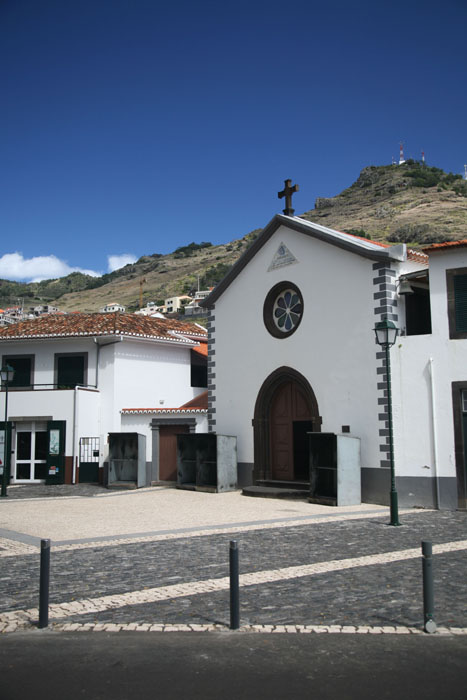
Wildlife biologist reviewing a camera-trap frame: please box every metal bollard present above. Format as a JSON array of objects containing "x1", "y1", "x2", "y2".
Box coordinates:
[
  {"x1": 38, "y1": 539, "x2": 51, "y2": 629},
  {"x1": 229, "y1": 540, "x2": 240, "y2": 630},
  {"x1": 421, "y1": 540, "x2": 436, "y2": 633}
]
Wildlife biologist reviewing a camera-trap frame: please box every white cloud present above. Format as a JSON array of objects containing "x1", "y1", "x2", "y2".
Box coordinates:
[
  {"x1": 107, "y1": 254, "x2": 137, "y2": 272},
  {"x1": 0, "y1": 253, "x2": 101, "y2": 282}
]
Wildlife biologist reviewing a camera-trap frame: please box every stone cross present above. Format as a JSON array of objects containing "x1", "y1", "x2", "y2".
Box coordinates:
[{"x1": 278, "y1": 179, "x2": 299, "y2": 216}]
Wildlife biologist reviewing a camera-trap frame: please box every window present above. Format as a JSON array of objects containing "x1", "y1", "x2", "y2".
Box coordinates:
[
  {"x1": 462, "y1": 389, "x2": 467, "y2": 413},
  {"x1": 55, "y1": 353, "x2": 87, "y2": 388},
  {"x1": 191, "y1": 350, "x2": 207, "y2": 388},
  {"x1": 447, "y1": 268, "x2": 467, "y2": 339},
  {"x1": 405, "y1": 288, "x2": 432, "y2": 336},
  {"x1": 1, "y1": 355, "x2": 34, "y2": 389},
  {"x1": 263, "y1": 281, "x2": 304, "y2": 339}
]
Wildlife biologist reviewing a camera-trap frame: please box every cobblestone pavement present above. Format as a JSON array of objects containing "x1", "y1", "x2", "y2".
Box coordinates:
[{"x1": 1, "y1": 493, "x2": 466, "y2": 635}]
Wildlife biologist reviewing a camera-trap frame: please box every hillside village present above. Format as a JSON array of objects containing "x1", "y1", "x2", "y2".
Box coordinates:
[
  {"x1": 0, "y1": 287, "x2": 212, "y2": 328},
  {"x1": 1, "y1": 160, "x2": 467, "y2": 514}
]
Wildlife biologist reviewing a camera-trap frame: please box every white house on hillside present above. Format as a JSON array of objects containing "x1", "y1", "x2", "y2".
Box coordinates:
[
  {"x1": 201, "y1": 213, "x2": 467, "y2": 511},
  {"x1": 100, "y1": 303, "x2": 126, "y2": 313},
  {"x1": 0, "y1": 313, "x2": 207, "y2": 487},
  {"x1": 164, "y1": 296, "x2": 193, "y2": 314}
]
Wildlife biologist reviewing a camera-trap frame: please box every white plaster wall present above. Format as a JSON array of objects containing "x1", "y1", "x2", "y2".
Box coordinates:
[
  {"x1": 97, "y1": 341, "x2": 118, "y2": 441},
  {"x1": 391, "y1": 248, "x2": 467, "y2": 480},
  {"x1": 0, "y1": 337, "x2": 98, "y2": 388},
  {"x1": 76, "y1": 388, "x2": 101, "y2": 441},
  {"x1": 212, "y1": 226, "x2": 384, "y2": 469},
  {"x1": 120, "y1": 413, "x2": 154, "y2": 461},
  {"x1": 6, "y1": 389, "x2": 75, "y2": 453},
  {"x1": 113, "y1": 339, "x2": 201, "y2": 414},
  {"x1": 195, "y1": 414, "x2": 208, "y2": 432}
]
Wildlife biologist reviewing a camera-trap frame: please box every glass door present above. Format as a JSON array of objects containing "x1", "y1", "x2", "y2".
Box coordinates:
[{"x1": 13, "y1": 422, "x2": 48, "y2": 482}]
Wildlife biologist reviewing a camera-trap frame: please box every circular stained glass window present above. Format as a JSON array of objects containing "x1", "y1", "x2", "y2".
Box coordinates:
[{"x1": 264, "y1": 282, "x2": 304, "y2": 338}]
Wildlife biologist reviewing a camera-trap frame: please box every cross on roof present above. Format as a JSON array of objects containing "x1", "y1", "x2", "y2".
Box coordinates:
[{"x1": 278, "y1": 179, "x2": 299, "y2": 216}]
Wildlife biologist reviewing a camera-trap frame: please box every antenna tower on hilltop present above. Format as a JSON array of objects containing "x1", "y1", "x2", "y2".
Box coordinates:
[
  {"x1": 421, "y1": 151, "x2": 425, "y2": 163},
  {"x1": 464, "y1": 164, "x2": 467, "y2": 181},
  {"x1": 399, "y1": 142, "x2": 405, "y2": 165}
]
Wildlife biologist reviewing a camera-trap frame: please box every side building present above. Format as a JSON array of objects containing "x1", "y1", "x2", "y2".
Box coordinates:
[{"x1": 0, "y1": 313, "x2": 207, "y2": 487}]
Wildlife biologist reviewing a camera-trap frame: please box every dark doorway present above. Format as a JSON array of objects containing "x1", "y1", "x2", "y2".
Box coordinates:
[
  {"x1": 293, "y1": 421, "x2": 314, "y2": 480},
  {"x1": 405, "y1": 288, "x2": 432, "y2": 335},
  {"x1": 451, "y1": 382, "x2": 467, "y2": 510}
]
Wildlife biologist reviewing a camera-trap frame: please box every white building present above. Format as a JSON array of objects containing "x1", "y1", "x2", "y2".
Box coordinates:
[
  {"x1": 164, "y1": 296, "x2": 193, "y2": 314},
  {"x1": 184, "y1": 289, "x2": 212, "y2": 316},
  {"x1": 201, "y1": 214, "x2": 467, "y2": 510},
  {"x1": 134, "y1": 302, "x2": 165, "y2": 318},
  {"x1": 31, "y1": 305, "x2": 60, "y2": 316},
  {"x1": 0, "y1": 313, "x2": 207, "y2": 486},
  {"x1": 100, "y1": 303, "x2": 126, "y2": 313}
]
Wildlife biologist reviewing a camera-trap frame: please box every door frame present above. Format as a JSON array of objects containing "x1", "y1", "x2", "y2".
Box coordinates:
[
  {"x1": 151, "y1": 417, "x2": 196, "y2": 483},
  {"x1": 11, "y1": 421, "x2": 48, "y2": 483},
  {"x1": 252, "y1": 366, "x2": 322, "y2": 483}
]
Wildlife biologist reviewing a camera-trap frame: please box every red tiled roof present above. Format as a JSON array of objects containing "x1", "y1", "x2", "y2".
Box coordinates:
[
  {"x1": 192, "y1": 342, "x2": 208, "y2": 358},
  {"x1": 343, "y1": 231, "x2": 389, "y2": 248},
  {"x1": 407, "y1": 249, "x2": 429, "y2": 263},
  {"x1": 423, "y1": 240, "x2": 467, "y2": 253},
  {"x1": 328, "y1": 229, "x2": 428, "y2": 263},
  {"x1": 0, "y1": 312, "x2": 207, "y2": 342},
  {"x1": 180, "y1": 391, "x2": 208, "y2": 409}
]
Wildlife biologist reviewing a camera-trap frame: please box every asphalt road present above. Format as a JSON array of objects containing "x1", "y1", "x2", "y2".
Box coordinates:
[{"x1": 1, "y1": 631, "x2": 467, "y2": 700}]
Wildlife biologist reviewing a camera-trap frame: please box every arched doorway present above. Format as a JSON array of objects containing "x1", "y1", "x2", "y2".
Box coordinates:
[{"x1": 253, "y1": 367, "x2": 321, "y2": 484}]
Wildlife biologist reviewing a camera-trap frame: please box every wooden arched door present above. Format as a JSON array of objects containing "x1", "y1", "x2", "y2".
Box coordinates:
[
  {"x1": 253, "y1": 367, "x2": 321, "y2": 484},
  {"x1": 270, "y1": 380, "x2": 314, "y2": 481}
]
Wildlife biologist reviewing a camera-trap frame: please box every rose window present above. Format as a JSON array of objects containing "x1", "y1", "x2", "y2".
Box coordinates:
[{"x1": 273, "y1": 289, "x2": 303, "y2": 333}]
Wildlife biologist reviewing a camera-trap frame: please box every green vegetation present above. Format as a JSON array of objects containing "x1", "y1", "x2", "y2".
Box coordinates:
[
  {"x1": 404, "y1": 161, "x2": 467, "y2": 196},
  {"x1": 347, "y1": 229, "x2": 372, "y2": 240},
  {"x1": 173, "y1": 241, "x2": 212, "y2": 258},
  {"x1": 200, "y1": 262, "x2": 233, "y2": 289}
]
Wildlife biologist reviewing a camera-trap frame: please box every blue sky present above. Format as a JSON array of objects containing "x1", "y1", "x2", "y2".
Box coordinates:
[{"x1": 1, "y1": 0, "x2": 466, "y2": 281}]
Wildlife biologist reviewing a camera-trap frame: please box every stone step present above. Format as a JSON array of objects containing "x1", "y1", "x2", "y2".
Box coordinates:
[
  {"x1": 106, "y1": 481, "x2": 137, "y2": 490},
  {"x1": 257, "y1": 480, "x2": 309, "y2": 492},
  {"x1": 242, "y1": 485, "x2": 309, "y2": 501}
]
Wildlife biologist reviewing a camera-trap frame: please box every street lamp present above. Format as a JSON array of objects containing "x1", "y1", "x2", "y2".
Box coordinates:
[
  {"x1": 374, "y1": 319, "x2": 401, "y2": 526},
  {"x1": 1, "y1": 364, "x2": 15, "y2": 498}
]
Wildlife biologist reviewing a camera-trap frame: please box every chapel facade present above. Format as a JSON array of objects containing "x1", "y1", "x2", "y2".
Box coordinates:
[{"x1": 202, "y1": 214, "x2": 467, "y2": 511}]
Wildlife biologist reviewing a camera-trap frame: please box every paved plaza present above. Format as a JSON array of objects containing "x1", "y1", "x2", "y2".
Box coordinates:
[{"x1": 0, "y1": 485, "x2": 466, "y2": 635}]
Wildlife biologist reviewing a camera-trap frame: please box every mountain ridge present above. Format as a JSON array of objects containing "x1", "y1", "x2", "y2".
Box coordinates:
[{"x1": 1, "y1": 161, "x2": 466, "y2": 312}]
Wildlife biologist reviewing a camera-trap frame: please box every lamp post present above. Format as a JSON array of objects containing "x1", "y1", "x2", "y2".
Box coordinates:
[
  {"x1": 1, "y1": 364, "x2": 15, "y2": 498},
  {"x1": 374, "y1": 319, "x2": 401, "y2": 526}
]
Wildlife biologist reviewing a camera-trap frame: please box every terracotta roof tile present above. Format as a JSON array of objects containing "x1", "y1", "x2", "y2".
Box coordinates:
[
  {"x1": 192, "y1": 343, "x2": 208, "y2": 357},
  {"x1": 423, "y1": 240, "x2": 467, "y2": 253},
  {"x1": 335, "y1": 229, "x2": 430, "y2": 264},
  {"x1": 180, "y1": 391, "x2": 208, "y2": 409},
  {"x1": 343, "y1": 231, "x2": 389, "y2": 248},
  {"x1": 0, "y1": 312, "x2": 207, "y2": 342},
  {"x1": 407, "y1": 249, "x2": 429, "y2": 263}
]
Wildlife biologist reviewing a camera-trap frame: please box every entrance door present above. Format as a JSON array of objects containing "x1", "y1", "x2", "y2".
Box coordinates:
[
  {"x1": 13, "y1": 422, "x2": 48, "y2": 482},
  {"x1": 270, "y1": 381, "x2": 313, "y2": 481},
  {"x1": 159, "y1": 425, "x2": 190, "y2": 481},
  {"x1": 79, "y1": 437, "x2": 100, "y2": 483}
]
